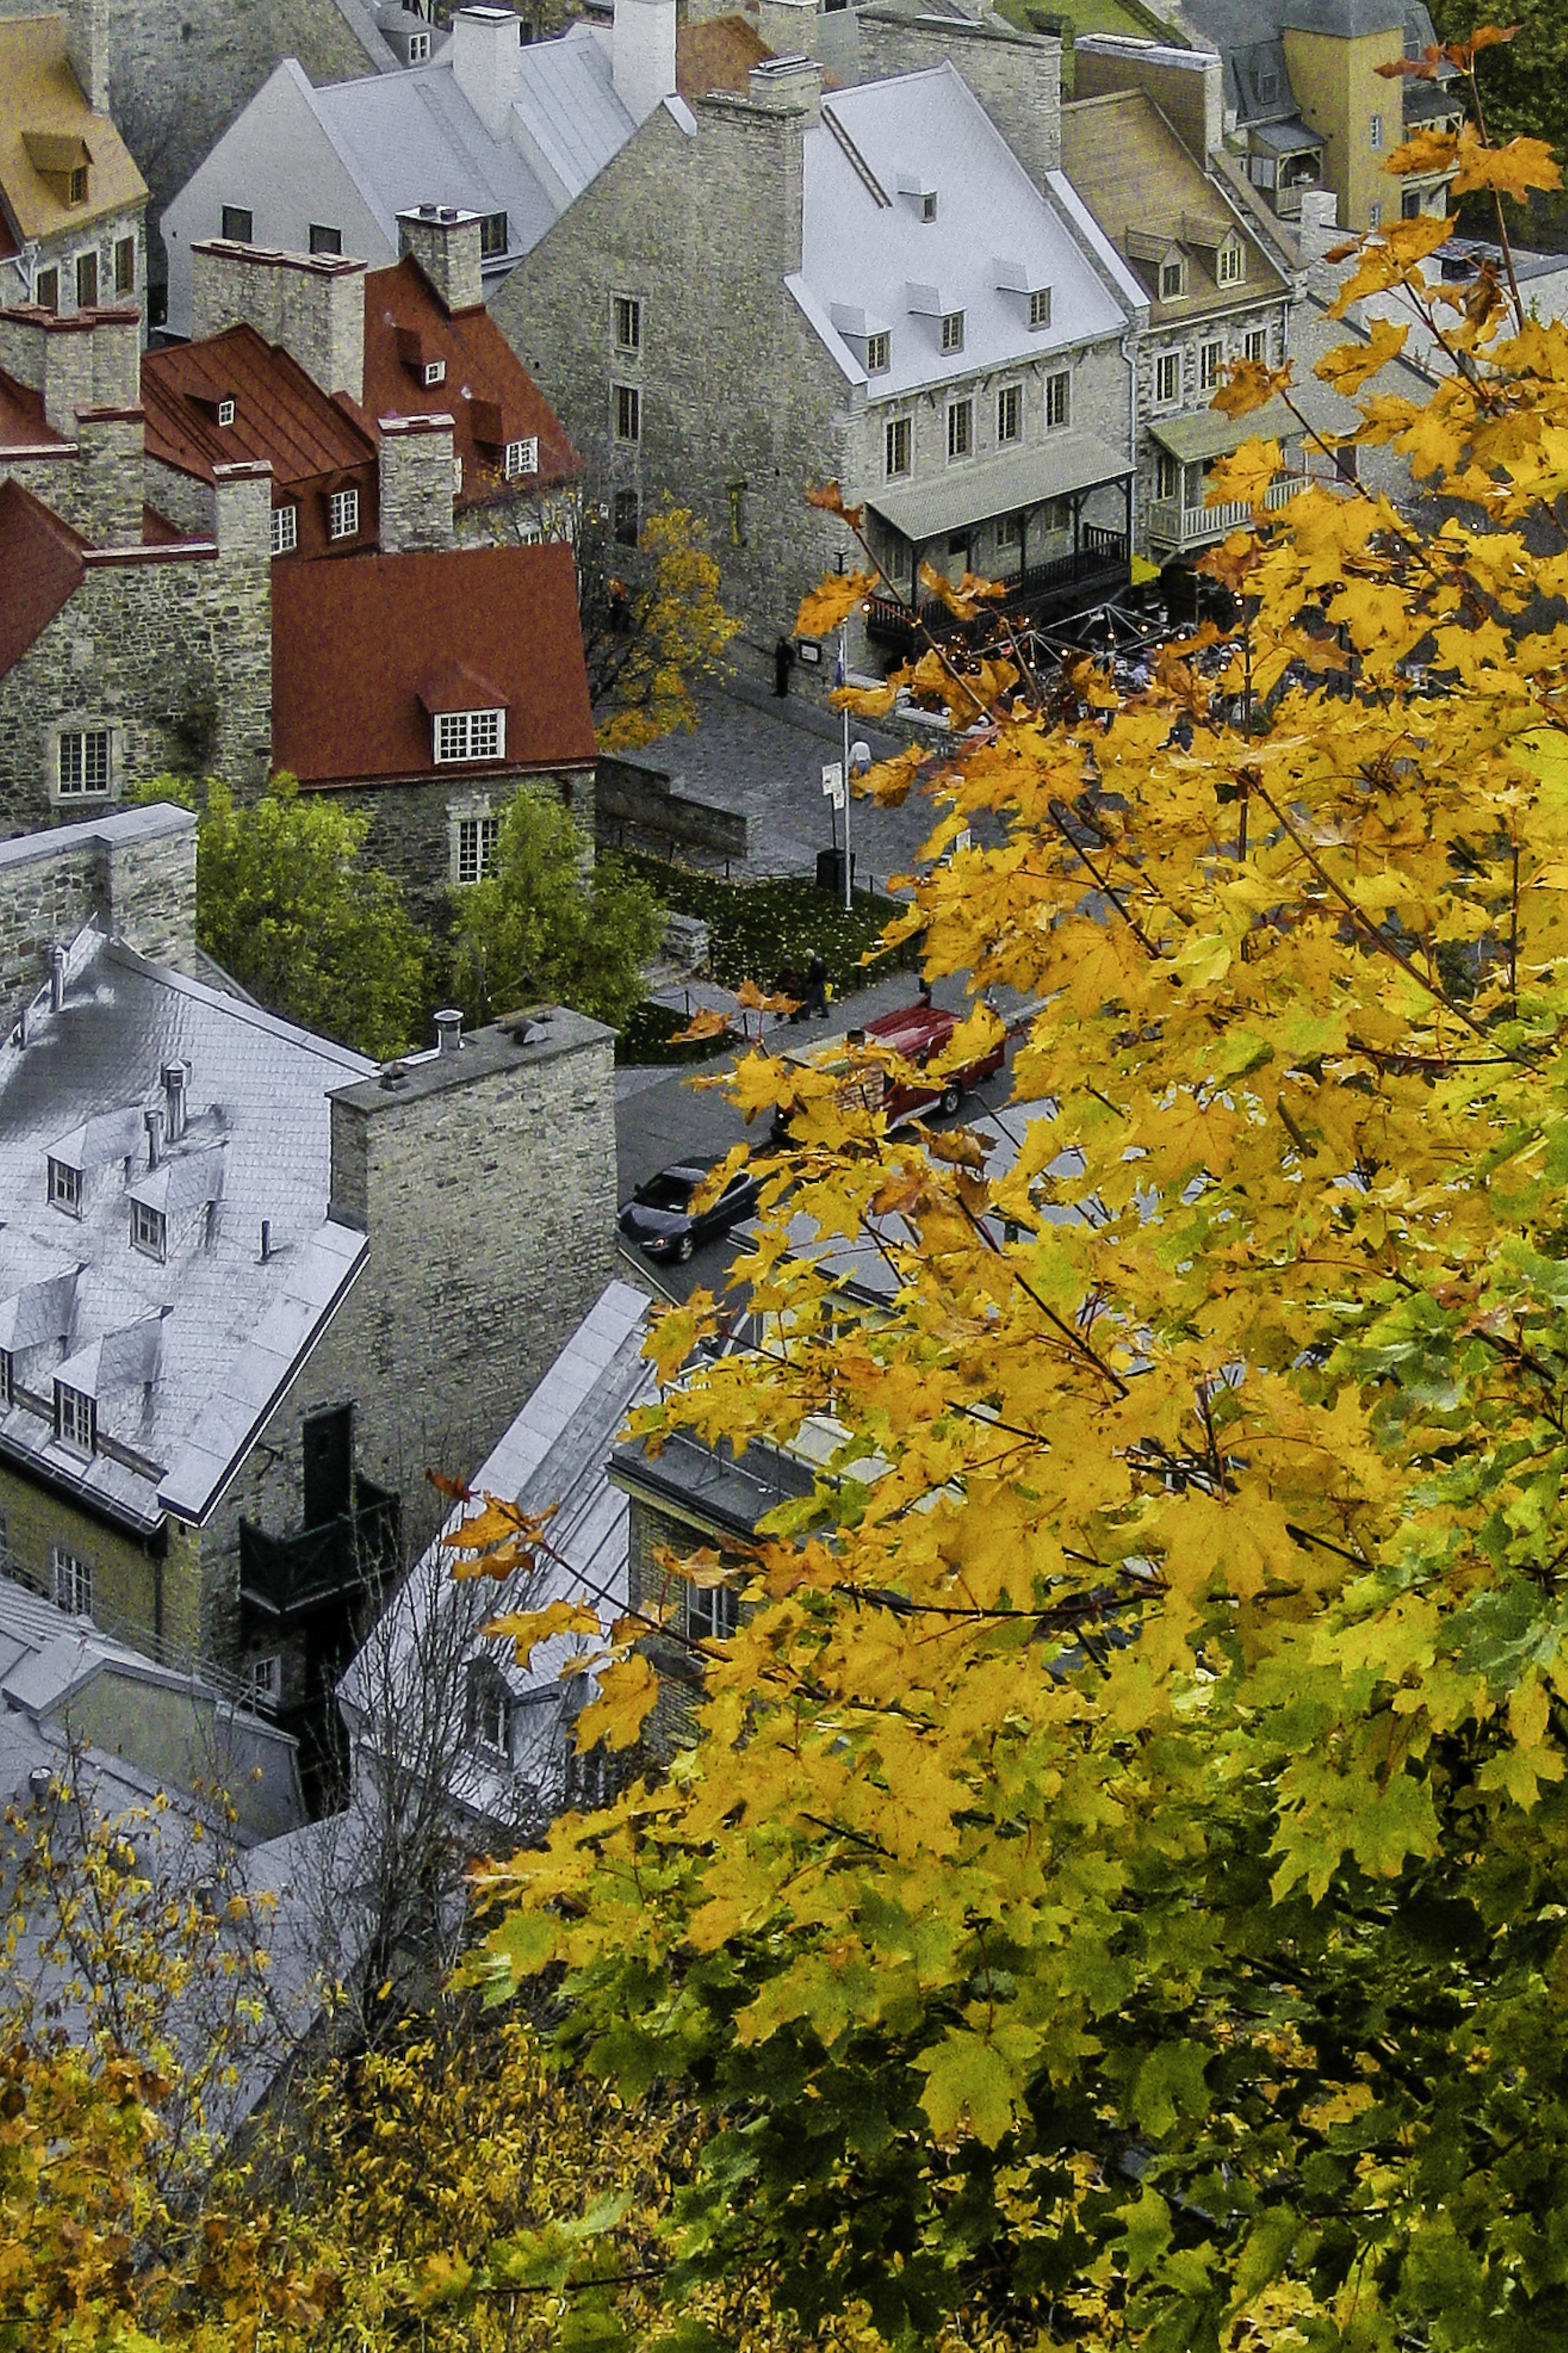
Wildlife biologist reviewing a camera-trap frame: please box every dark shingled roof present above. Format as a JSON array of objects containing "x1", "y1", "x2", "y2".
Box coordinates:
[
  {"x1": 271, "y1": 539, "x2": 596, "y2": 790},
  {"x1": 0, "y1": 477, "x2": 83, "y2": 676}
]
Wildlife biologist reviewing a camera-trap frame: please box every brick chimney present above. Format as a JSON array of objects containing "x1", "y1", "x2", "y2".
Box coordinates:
[
  {"x1": 378, "y1": 413, "x2": 455, "y2": 552},
  {"x1": 397, "y1": 206, "x2": 484, "y2": 316},
  {"x1": 612, "y1": 0, "x2": 677, "y2": 123},
  {"x1": 451, "y1": 6, "x2": 521, "y2": 140},
  {"x1": 191, "y1": 242, "x2": 366, "y2": 407}
]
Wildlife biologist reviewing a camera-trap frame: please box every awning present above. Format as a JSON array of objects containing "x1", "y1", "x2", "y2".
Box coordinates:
[
  {"x1": 1249, "y1": 117, "x2": 1323, "y2": 156},
  {"x1": 868, "y1": 432, "x2": 1132, "y2": 546},
  {"x1": 1147, "y1": 395, "x2": 1299, "y2": 466}
]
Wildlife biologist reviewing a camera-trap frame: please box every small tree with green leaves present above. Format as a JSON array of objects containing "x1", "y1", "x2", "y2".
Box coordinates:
[{"x1": 449, "y1": 786, "x2": 661, "y2": 1030}]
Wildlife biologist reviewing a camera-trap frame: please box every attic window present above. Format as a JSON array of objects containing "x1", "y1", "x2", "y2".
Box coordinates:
[
  {"x1": 68, "y1": 164, "x2": 87, "y2": 205},
  {"x1": 130, "y1": 1201, "x2": 167, "y2": 1261},
  {"x1": 503, "y1": 436, "x2": 538, "y2": 479},
  {"x1": 47, "y1": 1158, "x2": 81, "y2": 1214},
  {"x1": 408, "y1": 28, "x2": 430, "y2": 59},
  {"x1": 217, "y1": 397, "x2": 236, "y2": 426},
  {"x1": 940, "y1": 310, "x2": 964, "y2": 353},
  {"x1": 423, "y1": 358, "x2": 446, "y2": 386},
  {"x1": 55, "y1": 1382, "x2": 95, "y2": 1457},
  {"x1": 1256, "y1": 67, "x2": 1278, "y2": 104},
  {"x1": 1028, "y1": 287, "x2": 1051, "y2": 331},
  {"x1": 309, "y1": 224, "x2": 343, "y2": 256},
  {"x1": 1217, "y1": 240, "x2": 1244, "y2": 286},
  {"x1": 479, "y1": 211, "x2": 507, "y2": 258},
  {"x1": 434, "y1": 709, "x2": 505, "y2": 763},
  {"x1": 467, "y1": 1659, "x2": 511, "y2": 1756},
  {"x1": 221, "y1": 205, "x2": 253, "y2": 244},
  {"x1": 270, "y1": 503, "x2": 298, "y2": 556},
  {"x1": 865, "y1": 331, "x2": 889, "y2": 373},
  {"x1": 328, "y1": 487, "x2": 360, "y2": 539},
  {"x1": 1160, "y1": 257, "x2": 1186, "y2": 301},
  {"x1": 921, "y1": 191, "x2": 937, "y2": 222}
]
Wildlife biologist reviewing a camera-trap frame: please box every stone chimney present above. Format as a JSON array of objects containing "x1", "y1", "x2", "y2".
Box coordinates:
[
  {"x1": 210, "y1": 461, "x2": 274, "y2": 787},
  {"x1": 756, "y1": 0, "x2": 816, "y2": 58},
  {"x1": 191, "y1": 242, "x2": 366, "y2": 407},
  {"x1": 397, "y1": 206, "x2": 484, "y2": 315},
  {"x1": 378, "y1": 413, "x2": 456, "y2": 552},
  {"x1": 72, "y1": 408, "x2": 145, "y2": 546},
  {"x1": 0, "y1": 304, "x2": 140, "y2": 435},
  {"x1": 1073, "y1": 35, "x2": 1223, "y2": 165},
  {"x1": 857, "y1": 13, "x2": 1061, "y2": 183},
  {"x1": 612, "y1": 0, "x2": 677, "y2": 123},
  {"x1": 451, "y1": 5, "x2": 521, "y2": 140},
  {"x1": 58, "y1": 0, "x2": 110, "y2": 113},
  {"x1": 745, "y1": 54, "x2": 822, "y2": 122}
]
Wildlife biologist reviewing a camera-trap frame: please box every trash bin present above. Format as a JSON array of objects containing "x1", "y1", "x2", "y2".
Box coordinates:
[{"x1": 815, "y1": 848, "x2": 857, "y2": 896}]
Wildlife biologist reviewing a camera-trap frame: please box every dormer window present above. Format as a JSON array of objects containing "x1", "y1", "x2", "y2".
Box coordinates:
[
  {"x1": 1256, "y1": 67, "x2": 1278, "y2": 104},
  {"x1": 270, "y1": 503, "x2": 298, "y2": 556},
  {"x1": 940, "y1": 310, "x2": 964, "y2": 354},
  {"x1": 68, "y1": 164, "x2": 87, "y2": 205},
  {"x1": 897, "y1": 174, "x2": 938, "y2": 221},
  {"x1": 467, "y1": 1659, "x2": 511, "y2": 1756},
  {"x1": 479, "y1": 211, "x2": 507, "y2": 258},
  {"x1": 1160, "y1": 258, "x2": 1186, "y2": 301},
  {"x1": 1216, "y1": 239, "x2": 1245, "y2": 287},
  {"x1": 423, "y1": 358, "x2": 446, "y2": 386},
  {"x1": 48, "y1": 1157, "x2": 81, "y2": 1213},
  {"x1": 1028, "y1": 287, "x2": 1051, "y2": 331},
  {"x1": 922, "y1": 192, "x2": 937, "y2": 222},
  {"x1": 503, "y1": 436, "x2": 538, "y2": 479},
  {"x1": 408, "y1": 28, "x2": 430, "y2": 59},
  {"x1": 434, "y1": 709, "x2": 505, "y2": 763},
  {"x1": 217, "y1": 397, "x2": 236, "y2": 427},
  {"x1": 130, "y1": 1201, "x2": 167, "y2": 1261},
  {"x1": 865, "y1": 331, "x2": 889, "y2": 374},
  {"x1": 55, "y1": 1382, "x2": 94, "y2": 1455}
]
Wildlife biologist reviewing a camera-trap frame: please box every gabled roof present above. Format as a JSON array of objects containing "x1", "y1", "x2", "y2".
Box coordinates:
[
  {"x1": 797, "y1": 62, "x2": 1139, "y2": 397},
  {"x1": 0, "y1": 14, "x2": 146, "y2": 241},
  {"x1": 0, "y1": 476, "x2": 83, "y2": 676},
  {"x1": 141, "y1": 320, "x2": 377, "y2": 488},
  {"x1": 363, "y1": 253, "x2": 580, "y2": 499},
  {"x1": 271, "y1": 539, "x2": 597, "y2": 788}
]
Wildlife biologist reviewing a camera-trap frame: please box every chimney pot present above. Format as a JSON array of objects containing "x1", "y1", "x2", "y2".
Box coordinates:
[
  {"x1": 162, "y1": 1058, "x2": 189, "y2": 1141},
  {"x1": 434, "y1": 1007, "x2": 463, "y2": 1056},
  {"x1": 259, "y1": 1219, "x2": 271, "y2": 1260},
  {"x1": 50, "y1": 945, "x2": 67, "y2": 1011},
  {"x1": 145, "y1": 1106, "x2": 165, "y2": 1169}
]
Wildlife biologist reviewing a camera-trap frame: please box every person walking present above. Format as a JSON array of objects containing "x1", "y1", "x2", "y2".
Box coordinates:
[{"x1": 803, "y1": 951, "x2": 829, "y2": 1020}]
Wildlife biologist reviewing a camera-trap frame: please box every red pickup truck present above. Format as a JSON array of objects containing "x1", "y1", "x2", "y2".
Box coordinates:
[{"x1": 772, "y1": 1000, "x2": 1005, "y2": 1139}]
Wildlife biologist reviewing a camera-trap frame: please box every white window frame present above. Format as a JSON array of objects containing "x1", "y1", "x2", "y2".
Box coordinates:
[
  {"x1": 1216, "y1": 239, "x2": 1245, "y2": 287},
  {"x1": 269, "y1": 503, "x2": 297, "y2": 556},
  {"x1": 1154, "y1": 351, "x2": 1181, "y2": 408},
  {"x1": 456, "y1": 813, "x2": 500, "y2": 884},
  {"x1": 1369, "y1": 201, "x2": 1383, "y2": 229},
  {"x1": 423, "y1": 358, "x2": 446, "y2": 387},
  {"x1": 996, "y1": 382, "x2": 1022, "y2": 446},
  {"x1": 1200, "y1": 339, "x2": 1225, "y2": 392},
  {"x1": 408, "y1": 28, "x2": 430, "y2": 59},
  {"x1": 504, "y1": 436, "x2": 539, "y2": 479},
  {"x1": 884, "y1": 415, "x2": 912, "y2": 478},
  {"x1": 1369, "y1": 112, "x2": 1383, "y2": 149},
  {"x1": 244, "y1": 1652, "x2": 282, "y2": 1705},
  {"x1": 55, "y1": 1384, "x2": 94, "y2": 1456},
  {"x1": 865, "y1": 331, "x2": 890, "y2": 374},
  {"x1": 217, "y1": 397, "x2": 236, "y2": 427},
  {"x1": 946, "y1": 396, "x2": 973, "y2": 462},
  {"x1": 434, "y1": 709, "x2": 506, "y2": 765},
  {"x1": 1159, "y1": 257, "x2": 1185, "y2": 301},
  {"x1": 57, "y1": 727, "x2": 112, "y2": 798},
  {"x1": 130, "y1": 1199, "x2": 167, "y2": 1261},
  {"x1": 48, "y1": 1157, "x2": 82, "y2": 1213},
  {"x1": 327, "y1": 487, "x2": 359, "y2": 540},
  {"x1": 1245, "y1": 327, "x2": 1269, "y2": 366},
  {"x1": 940, "y1": 309, "x2": 964, "y2": 354},
  {"x1": 689, "y1": 1581, "x2": 739, "y2": 1643},
  {"x1": 51, "y1": 1544, "x2": 93, "y2": 1619},
  {"x1": 1045, "y1": 370, "x2": 1070, "y2": 430}
]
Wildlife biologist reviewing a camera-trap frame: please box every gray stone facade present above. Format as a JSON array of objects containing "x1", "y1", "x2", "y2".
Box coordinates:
[
  {"x1": 0, "y1": 799, "x2": 197, "y2": 1006},
  {"x1": 334, "y1": 768, "x2": 595, "y2": 921}
]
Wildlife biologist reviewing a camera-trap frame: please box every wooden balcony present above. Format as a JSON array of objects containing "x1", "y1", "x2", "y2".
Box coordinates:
[{"x1": 1146, "y1": 470, "x2": 1307, "y2": 555}]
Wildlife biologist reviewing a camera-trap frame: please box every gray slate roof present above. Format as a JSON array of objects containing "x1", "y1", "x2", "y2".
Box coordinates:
[{"x1": 0, "y1": 931, "x2": 373, "y2": 1536}]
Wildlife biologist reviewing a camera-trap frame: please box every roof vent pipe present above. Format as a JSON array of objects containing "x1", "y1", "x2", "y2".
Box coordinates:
[
  {"x1": 163, "y1": 1060, "x2": 189, "y2": 1143},
  {"x1": 434, "y1": 1006, "x2": 463, "y2": 1056},
  {"x1": 259, "y1": 1219, "x2": 271, "y2": 1261},
  {"x1": 50, "y1": 946, "x2": 66, "y2": 1011},
  {"x1": 145, "y1": 1106, "x2": 165, "y2": 1170}
]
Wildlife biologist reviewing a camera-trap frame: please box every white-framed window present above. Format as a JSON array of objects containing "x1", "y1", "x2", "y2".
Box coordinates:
[
  {"x1": 946, "y1": 397, "x2": 972, "y2": 462},
  {"x1": 1245, "y1": 326, "x2": 1269, "y2": 365},
  {"x1": 1369, "y1": 112, "x2": 1383, "y2": 149},
  {"x1": 423, "y1": 358, "x2": 446, "y2": 386},
  {"x1": 1157, "y1": 449, "x2": 1181, "y2": 502},
  {"x1": 217, "y1": 397, "x2": 236, "y2": 427},
  {"x1": 996, "y1": 383, "x2": 1022, "y2": 445},
  {"x1": 689, "y1": 1581, "x2": 739, "y2": 1643},
  {"x1": 1155, "y1": 351, "x2": 1181, "y2": 407},
  {"x1": 131, "y1": 1200, "x2": 166, "y2": 1260},
  {"x1": 453, "y1": 455, "x2": 464, "y2": 495},
  {"x1": 940, "y1": 310, "x2": 964, "y2": 353},
  {"x1": 1028, "y1": 286, "x2": 1051, "y2": 331},
  {"x1": 270, "y1": 503, "x2": 297, "y2": 556},
  {"x1": 996, "y1": 514, "x2": 1023, "y2": 550},
  {"x1": 434, "y1": 709, "x2": 505, "y2": 764},
  {"x1": 884, "y1": 415, "x2": 911, "y2": 477},
  {"x1": 1160, "y1": 257, "x2": 1185, "y2": 301},
  {"x1": 1217, "y1": 239, "x2": 1245, "y2": 286},
  {"x1": 51, "y1": 1544, "x2": 93, "y2": 1619},
  {"x1": 244, "y1": 1652, "x2": 282, "y2": 1705},
  {"x1": 1045, "y1": 370, "x2": 1070, "y2": 429},
  {"x1": 457, "y1": 814, "x2": 500, "y2": 884},
  {"x1": 48, "y1": 1157, "x2": 81, "y2": 1212},
  {"x1": 615, "y1": 384, "x2": 639, "y2": 442},
  {"x1": 328, "y1": 487, "x2": 359, "y2": 539},
  {"x1": 58, "y1": 728, "x2": 111, "y2": 797},
  {"x1": 55, "y1": 1384, "x2": 94, "y2": 1455},
  {"x1": 504, "y1": 436, "x2": 539, "y2": 479},
  {"x1": 1200, "y1": 339, "x2": 1225, "y2": 392},
  {"x1": 865, "y1": 331, "x2": 890, "y2": 374},
  {"x1": 408, "y1": 28, "x2": 429, "y2": 59},
  {"x1": 613, "y1": 294, "x2": 641, "y2": 352}
]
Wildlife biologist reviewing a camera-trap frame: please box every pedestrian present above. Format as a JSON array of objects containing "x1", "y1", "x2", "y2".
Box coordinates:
[
  {"x1": 774, "y1": 637, "x2": 796, "y2": 698},
  {"x1": 803, "y1": 951, "x2": 829, "y2": 1020},
  {"x1": 917, "y1": 976, "x2": 934, "y2": 1010}
]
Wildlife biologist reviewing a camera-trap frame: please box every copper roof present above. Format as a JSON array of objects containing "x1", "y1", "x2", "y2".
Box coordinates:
[
  {"x1": 0, "y1": 16, "x2": 146, "y2": 242},
  {"x1": 271, "y1": 541, "x2": 596, "y2": 790},
  {"x1": 0, "y1": 476, "x2": 83, "y2": 675},
  {"x1": 363, "y1": 254, "x2": 580, "y2": 504},
  {"x1": 141, "y1": 322, "x2": 376, "y2": 488}
]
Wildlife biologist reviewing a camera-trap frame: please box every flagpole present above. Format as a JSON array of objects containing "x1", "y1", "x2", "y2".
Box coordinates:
[{"x1": 839, "y1": 619, "x2": 852, "y2": 913}]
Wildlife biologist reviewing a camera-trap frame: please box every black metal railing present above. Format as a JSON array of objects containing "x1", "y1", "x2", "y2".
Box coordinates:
[
  {"x1": 240, "y1": 1476, "x2": 401, "y2": 1619},
  {"x1": 865, "y1": 533, "x2": 1131, "y2": 651}
]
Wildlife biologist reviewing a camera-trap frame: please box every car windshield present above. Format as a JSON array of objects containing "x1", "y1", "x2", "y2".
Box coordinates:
[{"x1": 637, "y1": 1173, "x2": 699, "y2": 1210}]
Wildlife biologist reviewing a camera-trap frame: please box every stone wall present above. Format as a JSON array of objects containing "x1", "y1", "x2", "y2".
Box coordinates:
[
  {"x1": 491, "y1": 77, "x2": 857, "y2": 680},
  {"x1": 321, "y1": 764, "x2": 595, "y2": 926},
  {"x1": 0, "y1": 801, "x2": 195, "y2": 999},
  {"x1": 595, "y1": 753, "x2": 747, "y2": 859},
  {"x1": 0, "y1": 465, "x2": 272, "y2": 830}
]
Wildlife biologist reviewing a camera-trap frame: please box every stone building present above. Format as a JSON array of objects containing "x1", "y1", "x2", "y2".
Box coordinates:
[
  {"x1": 0, "y1": 802, "x2": 618, "y2": 1773},
  {"x1": 492, "y1": 39, "x2": 1147, "y2": 677},
  {"x1": 159, "y1": 0, "x2": 777, "y2": 342},
  {"x1": 0, "y1": 3, "x2": 147, "y2": 320},
  {"x1": 141, "y1": 212, "x2": 580, "y2": 560}
]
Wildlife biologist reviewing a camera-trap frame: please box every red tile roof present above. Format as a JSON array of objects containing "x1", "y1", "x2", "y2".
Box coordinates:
[
  {"x1": 0, "y1": 362, "x2": 59, "y2": 451},
  {"x1": 0, "y1": 476, "x2": 83, "y2": 676},
  {"x1": 271, "y1": 541, "x2": 596, "y2": 790},
  {"x1": 141, "y1": 322, "x2": 375, "y2": 488},
  {"x1": 362, "y1": 255, "x2": 579, "y2": 508}
]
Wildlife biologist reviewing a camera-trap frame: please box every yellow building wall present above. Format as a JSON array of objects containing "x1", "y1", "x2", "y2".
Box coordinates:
[
  {"x1": 1283, "y1": 25, "x2": 1403, "y2": 235},
  {"x1": 0, "y1": 1464, "x2": 206, "y2": 1657}
]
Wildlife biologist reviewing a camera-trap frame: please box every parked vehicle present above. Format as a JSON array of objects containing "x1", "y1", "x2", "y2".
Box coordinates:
[
  {"x1": 617, "y1": 1156, "x2": 763, "y2": 1263},
  {"x1": 772, "y1": 1000, "x2": 1005, "y2": 1139}
]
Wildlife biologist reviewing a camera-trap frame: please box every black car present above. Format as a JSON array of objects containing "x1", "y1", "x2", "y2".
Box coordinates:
[{"x1": 616, "y1": 1157, "x2": 762, "y2": 1263}]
